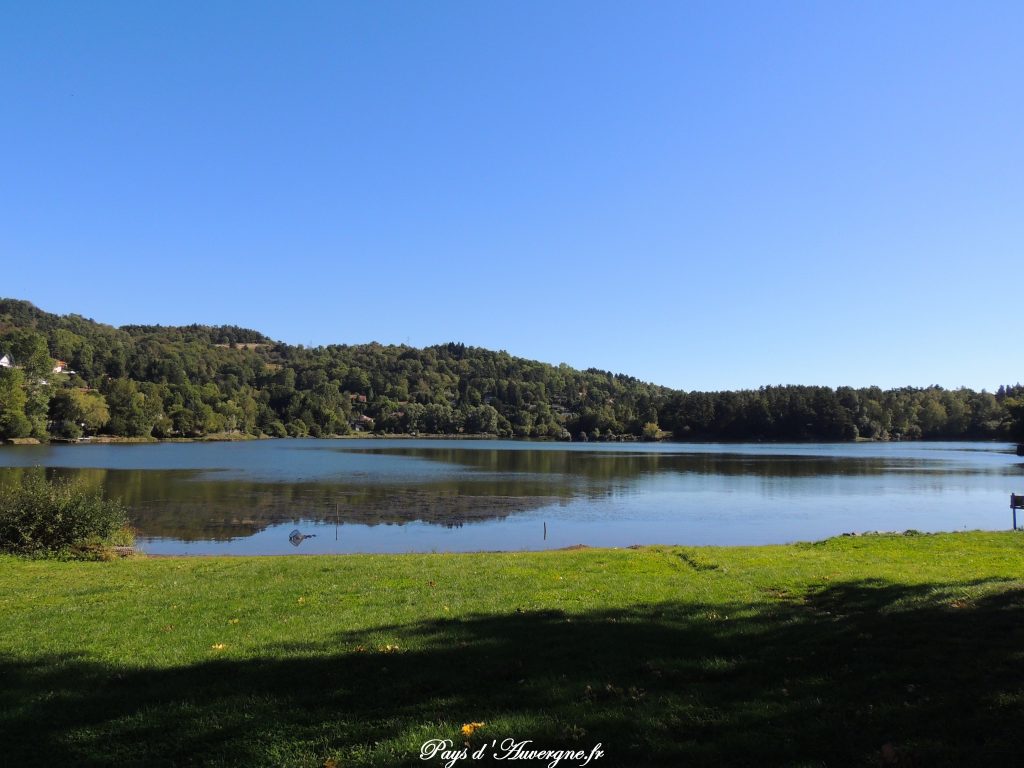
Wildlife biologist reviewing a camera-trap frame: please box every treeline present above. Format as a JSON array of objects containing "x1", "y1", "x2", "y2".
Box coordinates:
[
  {"x1": 1, "y1": 298, "x2": 1022, "y2": 443},
  {"x1": 661, "y1": 386, "x2": 1022, "y2": 441}
]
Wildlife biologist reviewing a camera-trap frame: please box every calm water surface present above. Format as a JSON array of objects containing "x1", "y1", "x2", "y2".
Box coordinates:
[{"x1": 1, "y1": 439, "x2": 1020, "y2": 554}]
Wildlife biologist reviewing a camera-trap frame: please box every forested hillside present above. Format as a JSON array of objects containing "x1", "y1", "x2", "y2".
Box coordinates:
[{"x1": 0, "y1": 298, "x2": 1021, "y2": 442}]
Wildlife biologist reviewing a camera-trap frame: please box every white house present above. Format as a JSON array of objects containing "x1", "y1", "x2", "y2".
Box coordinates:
[{"x1": 0, "y1": 354, "x2": 12, "y2": 368}]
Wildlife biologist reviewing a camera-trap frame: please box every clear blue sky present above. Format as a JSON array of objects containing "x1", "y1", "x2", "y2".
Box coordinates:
[{"x1": 3, "y1": 1, "x2": 1021, "y2": 391}]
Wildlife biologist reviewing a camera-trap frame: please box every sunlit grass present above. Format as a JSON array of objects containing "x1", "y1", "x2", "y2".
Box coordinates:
[{"x1": 1, "y1": 532, "x2": 1023, "y2": 766}]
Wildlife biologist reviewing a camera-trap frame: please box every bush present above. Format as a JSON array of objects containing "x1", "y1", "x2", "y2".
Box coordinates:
[{"x1": 0, "y1": 471, "x2": 130, "y2": 557}]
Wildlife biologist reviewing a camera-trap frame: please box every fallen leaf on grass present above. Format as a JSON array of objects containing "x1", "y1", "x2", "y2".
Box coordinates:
[{"x1": 460, "y1": 722, "x2": 485, "y2": 738}]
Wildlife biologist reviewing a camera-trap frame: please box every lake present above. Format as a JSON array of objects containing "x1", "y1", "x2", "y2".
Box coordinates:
[{"x1": 0, "y1": 439, "x2": 1020, "y2": 554}]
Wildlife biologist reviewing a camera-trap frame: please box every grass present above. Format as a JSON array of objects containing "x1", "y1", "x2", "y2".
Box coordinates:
[{"x1": 1, "y1": 532, "x2": 1023, "y2": 766}]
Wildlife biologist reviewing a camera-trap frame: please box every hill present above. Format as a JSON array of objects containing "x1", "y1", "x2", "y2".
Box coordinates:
[{"x1": 0, "y1": 298, "x2": 1020, "y2": 442}]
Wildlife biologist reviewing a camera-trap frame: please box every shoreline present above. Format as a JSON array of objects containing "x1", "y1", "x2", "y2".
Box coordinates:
[
  {"x1": 128, "y1": 529, "x2": 1020, "y2": 559},
  {"x1": 4, "y1": 433, "x2": 1016, "y2": 446}
]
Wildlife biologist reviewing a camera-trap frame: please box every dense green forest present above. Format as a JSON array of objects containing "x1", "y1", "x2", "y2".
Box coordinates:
[{"x1": 0, "y1": 298, "x2": 1022, "y2": 443}]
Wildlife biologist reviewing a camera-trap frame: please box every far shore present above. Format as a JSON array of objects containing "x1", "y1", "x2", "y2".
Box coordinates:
[{"x1": 3, "y1": 433, "x2": 1016, "y2": 447}]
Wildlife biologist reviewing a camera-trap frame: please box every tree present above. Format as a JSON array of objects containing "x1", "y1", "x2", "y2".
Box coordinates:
[
  {"x1": 0, "y1": 367, "x2": 31, "y2": 438},
  {"x1": 918, "y1": 397, "x2": 948, "y2": 437},
  {"x1": 1005, "y1": 397, "x2": 1024, "y2": 441},
  {"x1": 49, "y1": 389, "x2": 110, "y2": 437},
  {"x1": 464, "y1": 404, "x2": 500, "y2": 434},
  {"x1": 0, "y1": 330, "x2": 51, "y2": 378},
  {"x1": 24, "y1": 380, "x2": 51, "y2": 439},
  {"x1": 286, "y1": 418, "x2": 309, "y2": 437},
  {"x1": 102, "y1": 379, "x2": 154, "y2": 437}
]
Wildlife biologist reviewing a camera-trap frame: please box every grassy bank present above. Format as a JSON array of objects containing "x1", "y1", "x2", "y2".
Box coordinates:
[{"x1": 2, "y1": 533, "x2": 1023, "y2": 766}]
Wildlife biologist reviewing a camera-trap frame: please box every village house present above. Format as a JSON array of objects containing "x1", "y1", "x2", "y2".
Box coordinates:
[
  {"x1": 0, "y1": 353, "x2": 12, "y2": 368},
  {"x1": 350, "y1": 414, "x2": 375, "y2": 431}
]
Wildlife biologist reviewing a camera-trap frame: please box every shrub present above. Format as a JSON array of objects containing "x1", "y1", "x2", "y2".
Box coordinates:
[{"x1": 0, "y1": 471, "x2": 130, "y2": 557}]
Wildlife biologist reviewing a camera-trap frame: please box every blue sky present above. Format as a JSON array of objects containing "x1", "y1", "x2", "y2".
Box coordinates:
[{"x1": 2, "y1": 1, "x2": 1021, "y2": 391}]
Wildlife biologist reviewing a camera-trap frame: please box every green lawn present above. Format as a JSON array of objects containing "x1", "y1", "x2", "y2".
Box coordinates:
[{"x1": 2, "y1": 532, "x2": 1023, "y2": 767}]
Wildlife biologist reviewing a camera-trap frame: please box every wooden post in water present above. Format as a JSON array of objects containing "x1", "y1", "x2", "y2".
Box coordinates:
[{"x1": 544, "y1": 521, "x2": 547, "y2": 541}]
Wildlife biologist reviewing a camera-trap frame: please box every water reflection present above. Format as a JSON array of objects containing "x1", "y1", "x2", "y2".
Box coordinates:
[
  {"x1": 0, "y1": 440, "x2": 1019, "y2": 553},
  {"x1": 340, "y1": 445, "x2": 1018, "y2": 480},
  {"x1": 0, "y1": 466, "x2": 569, "y2": 540},
  {"x1": 288, "y1": 529, "x2": 317, "y2": 547}
]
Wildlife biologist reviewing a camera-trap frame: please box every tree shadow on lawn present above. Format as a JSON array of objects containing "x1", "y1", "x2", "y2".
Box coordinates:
[{"x1": 2, "y1": 579, "x2": 1024, "y2": 767}]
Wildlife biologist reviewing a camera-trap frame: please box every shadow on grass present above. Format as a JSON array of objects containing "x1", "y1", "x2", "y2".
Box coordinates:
[{"x1": 2, "y1": 579, "x2": 1024, "y2": 767}]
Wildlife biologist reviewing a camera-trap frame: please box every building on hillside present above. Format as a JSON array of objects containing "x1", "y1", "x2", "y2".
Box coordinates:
[
  {"x1": 350, "y1": 414, "x2": 375, "y2": 432},
  {"x1": 0, "y1": 354, "x2": 12, "y2": 368}
]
